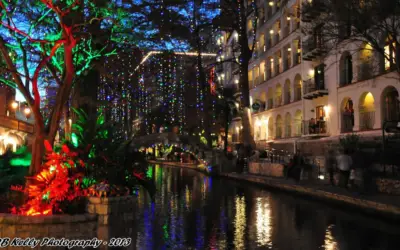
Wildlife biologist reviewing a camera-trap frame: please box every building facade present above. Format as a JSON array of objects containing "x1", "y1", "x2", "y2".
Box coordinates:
[{"x1": 222, "y1": 0, "x2": 400, "y2": 153}]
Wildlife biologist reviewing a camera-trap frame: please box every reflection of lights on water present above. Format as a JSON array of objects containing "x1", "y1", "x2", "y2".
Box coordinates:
[
  {"x1": 234, "y1": 196, "x2": 246, "y2": 249},
  {"x1": 324, "y1": 224, "x2": 338, "y2": 250},
  {"x1": 256, "y1": 197, "x2": 272, "y2": 247},
  {"x1": 185, "y1": 185, "x2": 191, "y2": 210}
]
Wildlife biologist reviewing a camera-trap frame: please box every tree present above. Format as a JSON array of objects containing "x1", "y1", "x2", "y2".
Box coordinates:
[
  {"x1": 216, "y1": 86, "x2": 238, "y2": 154},
  {"x1": 0, "y1": 0, "x2": 150, "y2": 175},
  {"x1": 302, "y1": 0, "x2": 400, "y2": 79},
  {"x1": 213, "y1": 0, "x2": 259, "y2": 150}
]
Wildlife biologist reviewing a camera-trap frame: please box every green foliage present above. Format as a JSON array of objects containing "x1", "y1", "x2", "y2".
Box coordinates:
[
  {"x1": 339, "y1": 133, "x2": 360, "y2": 152},
  {"x1": 67, "y1": 108, "x2": 147, "y2": 188}
]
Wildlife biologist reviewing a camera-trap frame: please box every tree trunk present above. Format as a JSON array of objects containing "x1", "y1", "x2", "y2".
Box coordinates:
[
  {"x1": 196, "y1": 44, "x2": 213, "y2": 148},
  {"x1": 238, "y1": 0, "x2": 256, "y2": 150},
  {"x1": 29, "y1": 120, "x2": 45, "y2": 176}
]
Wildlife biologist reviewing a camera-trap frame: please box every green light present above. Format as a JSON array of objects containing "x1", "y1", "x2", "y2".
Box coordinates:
[
  {"x1": 42, "y1": 191, "x2": 50, "y2": 201},
  {"x1": 146, "y1": 166, "x2": 153, "y2": 178},
  {"x1": 71, "y1": 133, "x2": 79, "y2": 147},
  {"x1": 10, "y1": 153, "x2": 32, "y2": 167}
]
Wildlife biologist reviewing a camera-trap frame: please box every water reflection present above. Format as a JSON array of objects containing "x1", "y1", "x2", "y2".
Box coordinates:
[
  {"x1": 130, "y1": 165, "x2": 400, "y2": 250},
  {"x1": 255, "y1": 197, "x2": 272, "y2": 247},
  {"x1": 234, "y1": 195, "x2": 246, "y2": 249},
  {"x1": 324, "y1": 225, "x2": 338, "y2": 250}
]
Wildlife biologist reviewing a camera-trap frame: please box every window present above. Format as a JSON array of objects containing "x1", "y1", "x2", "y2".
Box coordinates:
[
  {"x1": 316, "y1": 106, "x2": 326, "y2": 120},
  {"x1": 315, "y1": 64, "x2": 325, "y2": 89},
  {"x1": 384, "y1": 40, "x2": 396, "y2": 71}
]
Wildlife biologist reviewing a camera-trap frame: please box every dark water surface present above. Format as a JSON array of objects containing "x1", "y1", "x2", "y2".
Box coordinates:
[{"x1": 130, "y1": 165, "x2": 400, "y2": 250}]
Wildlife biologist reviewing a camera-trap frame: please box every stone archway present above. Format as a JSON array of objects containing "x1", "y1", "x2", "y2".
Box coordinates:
[
  {"x1": 275, "y1": 83, "x2": 282, "y2": 107},
  {"x1": 381, "y1": 86, "x2": 400, "y2": 122},
  {"x1": 359, "y1": 92, "x2": 375, "y2": 130},
  {"x1": 340, "y1": 97, "x2": 354, "y2": 133},
  {"x1": 276, "y1": 115, "x2": 283, "y2": 139},
  {"x1": 284, "y1": 112, "x2": 292, "y2": 138},
  {"x1": 284, "y1": 79, "x2": 291, "y2": 104},
  {"x1": 294, "y1": 110, "x2": 302, "y2": 136},
  {"x1": 267, "y1": 117, "x2": 274, "y2": 140},
  {"x1": 294, "y1": 74, "x2": 302, "y2": 101}
]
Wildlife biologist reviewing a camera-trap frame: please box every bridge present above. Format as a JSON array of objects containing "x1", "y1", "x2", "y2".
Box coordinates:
[{"x1": 130, "y1": 132, "x2": 218, "y2": 167}]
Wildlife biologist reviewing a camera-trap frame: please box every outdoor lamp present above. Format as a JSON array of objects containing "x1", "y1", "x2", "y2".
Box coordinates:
[
  {"x1": 24, "y1": 107, "x2": 31, "y2": 116},
  {"x1": 11, "y1": 101, "x2": 18, "y2": 110}
]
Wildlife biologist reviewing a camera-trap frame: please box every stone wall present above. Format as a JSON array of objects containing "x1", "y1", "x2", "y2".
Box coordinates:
[
  {"x1": 249, "y1": 162, "x2": 284, "y2": 177},
  {"x1": 0, "y1": 213, "x2": 97, "y2": 247},
  {"x1": 87, "y1": 196, "x2": 137, "y2": 250},
  {"x1": 375, "y1": 178, "x2": 400, "y2": 195}
]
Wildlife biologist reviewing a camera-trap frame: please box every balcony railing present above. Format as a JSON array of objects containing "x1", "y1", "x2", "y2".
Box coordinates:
[
  {"x1": 302, "y1": 119, "x2": 327, "y2": 136},
  {"x1": 358, "y1": 62, "x2": 373, "y2": 81},
  {"x1": 0, "y1": 115, "x2": 34, "y2": 134},
  {"x1": 359, "y1": 111, "x2": 375, "y2": 131},
  {"x1": 302, "y1": 0, "x2": 327, "y2": 22},
  {"x1": 303, "y1": 78, "x2": 328, "y2": 99},
  {"x1": 302, "y1": 37, "x2": 326, "y2": 61}
]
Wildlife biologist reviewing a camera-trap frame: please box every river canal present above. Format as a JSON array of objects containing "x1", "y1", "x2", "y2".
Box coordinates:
[{"x1": 128, "y1": 164, "x2": 400, "y2": 250}]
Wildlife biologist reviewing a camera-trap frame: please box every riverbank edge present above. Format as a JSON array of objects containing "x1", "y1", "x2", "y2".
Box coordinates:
[
  {"x1": 221, "y1": 172, "x2": 400, "y2": 220},
  {"x1": 150, "y1": 160, "x2": 400, "y2": 220},
  {"x1": 148, "y1": 160, "x2": 212, "y2": 175}
]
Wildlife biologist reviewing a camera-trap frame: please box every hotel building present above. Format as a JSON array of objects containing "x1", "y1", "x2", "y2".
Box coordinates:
[{"x1": 221, "y1": 0, "x2": 400, "y2": 155}]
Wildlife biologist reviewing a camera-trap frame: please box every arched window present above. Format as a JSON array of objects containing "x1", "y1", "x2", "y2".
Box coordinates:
[
  {"x1": 294, "y1": 74, "x2": 302, "y2": 101},
  {"x1": 381, "y1": 86, "x2": 400, "y2": 122},
  {"x1": 276, "y1": 115, "x2": 283, "y2": 139},
  {"x1": 359, "y1": 92, "x2": 375, "y2": 130},
  {"x1": 284, "y1": 79, "x2": 291, "y2": 104},
  {"x1": 275, "y1": 83, "x2": 282, "y2": 107},
  {"x1": 340, "y1": 52, "x2": 353, "y2": 86},
  {"x1": 341, "y1": 97, "x2": 354, "y2": 133},
  {"x1": 294, "y1": 110, "x2": 302, "y2": 136},
  {"x1": 285, "y1": 113, "x2": 292, "y2": 137}
]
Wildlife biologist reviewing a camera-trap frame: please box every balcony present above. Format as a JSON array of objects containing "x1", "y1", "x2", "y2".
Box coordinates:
[
  {"x1": 284, "y1": 58, "x2": 291, "y2": 71},
  {"x1": 302, "y1": 37, "x2": 327, "y2": 61},
  {"x1": 357, "y1": 62, "x2": 373, "y2": 81},
  {"x1": 0, "y1": 116, "x2": 34, "y2": 134},
  {"x1": 301, "y1": 0, "x2": 327, "y2": 23},
  {"x1": 303, "y1": 78, "x2": 328, "y2": 100},
  {"x1": 282, "y1": 26, "x2": 289, "y2": 38},
  {"x1": 302, "y1": 119, "x2": 329, "y2": 137},
  {"x1": 274, "y1": 33, "x2": 280, "y2": 44},
  {"x1": 232, "y1": 64, "x2": 240, "y2": 75}
]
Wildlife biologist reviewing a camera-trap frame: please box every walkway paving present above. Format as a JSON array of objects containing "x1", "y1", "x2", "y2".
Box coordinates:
[{"x1": 221, "y1": 172, "x2": 400, "y2": 219}]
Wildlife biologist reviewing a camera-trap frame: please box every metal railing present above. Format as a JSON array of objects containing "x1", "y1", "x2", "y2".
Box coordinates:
[
  {"x1": 302, "y1": 120, "x2": 327, "y2": 135},
  {"x1": 0, "y1": 115, "x2": 34, "y2": 134},
  {"x1": 303, "y1": 78, "x2": 326, "y2": 95}
]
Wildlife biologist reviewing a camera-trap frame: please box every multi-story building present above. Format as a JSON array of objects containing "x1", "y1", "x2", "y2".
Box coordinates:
[{"x1": 223, "y1": 0, "x2": 400, "y2": 155}]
